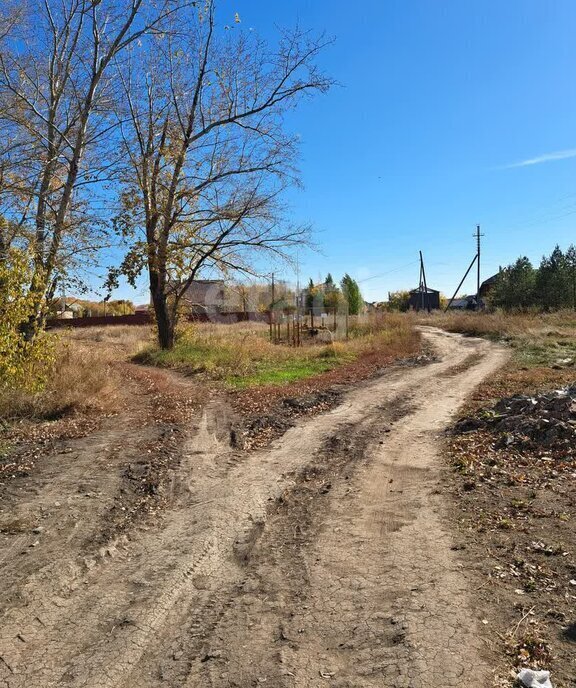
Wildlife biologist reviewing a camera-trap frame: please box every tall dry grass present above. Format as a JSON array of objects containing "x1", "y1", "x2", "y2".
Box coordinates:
[
  {"x1": 0, "y1": 338, "x2": 121, "y2": 420},
  {"x1": 66, "y1": 324, "x2": 153, "y2": 352},
  {"x1": 0, "y1": 314, "x2": 423, "y2": 417},
  {"x1": 0, "y1": 325, "x2": 154, "y2": 421},
  {"x1": 417, "y1": 310, "x2": 576, "y2": 369},
  {"x1": 419, "y1": 310, "x2": 576, "y2": 340}
]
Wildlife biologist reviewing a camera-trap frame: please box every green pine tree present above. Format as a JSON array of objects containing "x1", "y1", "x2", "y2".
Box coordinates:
[{"x1": 490, "y1": 257, "x2": 536, "y2": 310}]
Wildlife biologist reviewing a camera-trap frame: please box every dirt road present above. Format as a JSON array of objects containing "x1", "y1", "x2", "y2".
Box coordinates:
[{"x1": 0, "y1": 328, "x2": 508, "y2": 688}]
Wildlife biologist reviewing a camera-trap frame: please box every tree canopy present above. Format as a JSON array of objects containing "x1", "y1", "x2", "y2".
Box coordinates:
[
  {"x1": 340, "y1": 274, "x2": 363, "y2": 315},
  {"x1": 0, "y1": 0, "x2": 332, "y2": 349},
  {"x1": 489, "y1": 245, "x2": 576, "y2": 311}
]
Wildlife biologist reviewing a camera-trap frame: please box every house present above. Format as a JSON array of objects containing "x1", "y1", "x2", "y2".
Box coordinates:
[
  {"x1": 479, "y1": 273, "x2": 499, "y2": 298},
  {"x1": 448, "y1": 295, "x2": 478, "y2": 310},
  {"x1": 178, "y1": 279, "x2": 226, "y2": 313},
  {"x1": 53, "y1": 298, "x2": 83, "y2": 318},
  {"x1": 408, "y1": 287, "x2": 440, "y2": 312}
]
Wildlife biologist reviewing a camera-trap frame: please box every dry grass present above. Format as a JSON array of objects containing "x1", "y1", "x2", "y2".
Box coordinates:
[
  {"x1": 0, "y1": 339, "x2": 120, "y2": 420},
  {"x1": 0, "y1": 315, "x2": 420, "y2": 419},
  {"x1": 65, "y1": 324, "x2": 153, "y2": 353},
  {"x1": 418, "y1": 310, "x2": 576, "y2": 369},
  {"x1": 0, "y1": 326, "x2": 153, "y2": 421},
  {"x1": 419, "y1": 309, "x2": 576, "y2": 340},
  {"x1": 136, "y1": 313, "x2": 421, "y2": 387},
  {"x1": 413, "y1": 310, "x2": 576, "y2": 411}
]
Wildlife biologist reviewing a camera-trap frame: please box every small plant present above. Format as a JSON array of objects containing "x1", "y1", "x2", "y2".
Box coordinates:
[{"x1": 498, "y1": 517, "x2": 513, "y2": 530}]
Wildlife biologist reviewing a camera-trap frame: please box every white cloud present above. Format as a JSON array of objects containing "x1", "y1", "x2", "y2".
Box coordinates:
[{"x1": 506, "y1": 148, "x2": 576, "y2": 168}]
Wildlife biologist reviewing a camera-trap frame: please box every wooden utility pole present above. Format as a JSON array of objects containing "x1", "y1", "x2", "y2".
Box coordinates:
[
  {"x1": 475, "y1": 224, "x2": 484, "y2": 305},
  {"x1": 419, "y1": 250, "x2": 431, "y2": 313},
  {"x1": 445, "y1": 226, "x2": 484, "y2": 312}
]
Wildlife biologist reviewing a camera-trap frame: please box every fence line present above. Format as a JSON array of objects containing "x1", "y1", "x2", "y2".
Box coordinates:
[{"x1": 46, "y1": 311, "x2": 270, "y2": 329}]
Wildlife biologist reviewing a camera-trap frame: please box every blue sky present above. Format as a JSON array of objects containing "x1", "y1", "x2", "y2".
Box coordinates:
[{"x1": 113, "y1": 0, "x2": 576, "y2": 303}]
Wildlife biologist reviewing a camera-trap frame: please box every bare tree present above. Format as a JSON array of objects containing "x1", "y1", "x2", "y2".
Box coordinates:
[
  {"x1": 110, "y1": 2, "x2": 332, "y2": 348},
  {"x1": 0, "y1": 0, "x2": 194, "y2": 335}
]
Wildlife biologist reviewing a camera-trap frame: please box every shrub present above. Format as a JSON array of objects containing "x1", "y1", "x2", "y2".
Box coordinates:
[{"x1": 0, "y1": 249, "x2": 55, "y2": 393}]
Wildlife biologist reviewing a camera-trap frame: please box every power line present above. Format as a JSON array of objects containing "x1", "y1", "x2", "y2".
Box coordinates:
[{"x1": 357, "y1": 260, "x2": 420, "y2": 284}]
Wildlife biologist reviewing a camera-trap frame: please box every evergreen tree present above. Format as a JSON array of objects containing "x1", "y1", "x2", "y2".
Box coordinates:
[
  {"x1": 340, "y1": 274, "x2": 363, "y2": 315},
  {"x1": 324, "y1": 273, "x2": 335, "y2": 289},
  {"x1": 324, "y1": 274, "x2": 343, "y2": 310},
  {"x1": 305, "y1": 278, "x2": 317, "y2": 311},
  {"x1": 535, "y1": 245, "x2": 570, "y2": 310},
  {"x1": 490, "y1": 244, "x2": 576, "y2": 311},
  {"x1": 489, "y1": 257, "x2": 536, "y2": 310}
]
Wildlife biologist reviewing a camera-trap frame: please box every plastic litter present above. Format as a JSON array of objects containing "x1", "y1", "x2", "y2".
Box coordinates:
[{"x1": 517, "y1": 668, "x2": 553, "y2": 688}]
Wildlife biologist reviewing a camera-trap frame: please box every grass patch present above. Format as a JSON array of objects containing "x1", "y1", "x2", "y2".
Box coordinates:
[
  {"x1": 421, "y1": 310, "x2": 576, "y2": 369},
  {"x1": 226, "y1": 358, "x2": 341, "y2": 388},
  {"x1": 136, "y1": 314, "x2": 420, "y2": 388},
  {"x1": 511, "y1": 335, "x2": 576, "y2": 367},
  {"x1": 136, "y1": 325, "x2": 353, "y2": 386}
]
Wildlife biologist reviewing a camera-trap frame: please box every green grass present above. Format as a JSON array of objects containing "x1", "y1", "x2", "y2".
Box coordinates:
[
  {"x1": 423, "y1": 311, "x2": 576, "y2": 369},
  {"x1": 135, "y1": 334, "x2": 353, "y2": 388},
  {"x1": 133, "y1": 315, "x2": 422, "y2": 389},
  {"x1": 225, "y1": 358, "x2": 341, "y2": 388},
  {"x1": 137, "y1": 340, "x2": 239, "y2": 375},
  {"x1": 511, "y1": 336, "x2": 576, "y2": 367}
]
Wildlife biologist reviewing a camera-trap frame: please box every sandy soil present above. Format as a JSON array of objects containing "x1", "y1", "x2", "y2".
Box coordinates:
[{"x1": 0, "y1": 328, "x2": 508, "y2": 688}]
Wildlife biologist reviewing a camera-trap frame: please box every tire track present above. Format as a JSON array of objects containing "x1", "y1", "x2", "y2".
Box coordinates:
[{"x1": 0, "y1": 329, "x2": 506, "y2": 688}]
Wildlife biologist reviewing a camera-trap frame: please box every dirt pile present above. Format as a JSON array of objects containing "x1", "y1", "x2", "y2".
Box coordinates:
[{"x1": 454, "y1": 384, "x2": 576, "y2": 454}]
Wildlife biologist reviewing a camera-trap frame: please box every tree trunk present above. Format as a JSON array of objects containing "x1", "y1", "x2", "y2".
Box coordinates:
[
  {"x1": 150, "y1": 275, "x2": 174, "y2": 349},
  {"x1": 21, "y1": 275, "x2": 51, "y2": 342},
  {"x1": 153, "y1": 293, "x2": 174, "y2": 349}
]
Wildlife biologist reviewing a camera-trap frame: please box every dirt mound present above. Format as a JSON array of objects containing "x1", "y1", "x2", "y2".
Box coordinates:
[{"x1": 454, "y1": 384, "x2": 576, "y2": 453}]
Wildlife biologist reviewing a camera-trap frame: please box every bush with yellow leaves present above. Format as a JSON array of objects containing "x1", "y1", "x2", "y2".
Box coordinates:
[{"x1": 0, "y1": 248, "x2": 56, "y2": 393}]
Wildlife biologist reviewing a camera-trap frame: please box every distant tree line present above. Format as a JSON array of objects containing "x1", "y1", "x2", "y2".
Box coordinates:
[
  {"x1": 489, "y1": 244, "x2": 576, "y2": 311},
  {"x1": 387, "y1": 290, "x2": 449, "y2": 312},
  {"x1": 48, "y1": 298, "x2": 135, "y2": 318}
]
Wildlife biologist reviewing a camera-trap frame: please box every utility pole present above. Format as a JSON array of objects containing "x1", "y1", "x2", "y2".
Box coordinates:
[
  {"x1": 420, "y1": 251, "x2": 431, "y2": 313},
  {"x1": 269, "y1": 272, "x2": 275, "y2": 343},
  {"x1": 445, "y1": 225, "x2": 484, "y2": 312},
  {"x1": 418, "y1": 252, "x2": 425, "y2": 312},
  {"x1": 474, "y1": 224, "x2": 484, "y2": 306},
  {"x1": 295, "y1": 254, "x2": 300, "y2": 313}
]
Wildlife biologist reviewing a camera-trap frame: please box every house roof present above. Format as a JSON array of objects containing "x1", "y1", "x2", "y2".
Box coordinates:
[
  {"x1": 409, "y1": 287, "x2": 440, "y2": 294},
  {"x1": 480, "y1": 274, "x2": 499, "y2": 287}
]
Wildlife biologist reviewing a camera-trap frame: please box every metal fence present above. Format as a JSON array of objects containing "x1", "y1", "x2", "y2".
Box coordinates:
[{"x1": 268, "y1": 307, "x2": 351, "y2": 346}]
